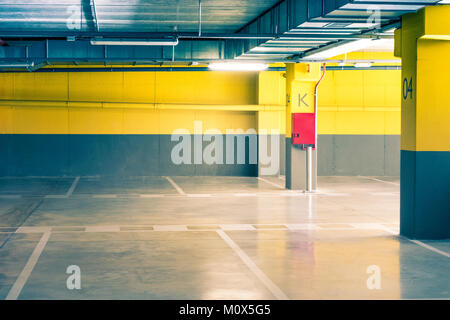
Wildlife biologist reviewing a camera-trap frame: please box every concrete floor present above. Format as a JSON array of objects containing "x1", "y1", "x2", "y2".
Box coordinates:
[{"x1": 0, "y1": 176, "x2": 448, "y2": 300}]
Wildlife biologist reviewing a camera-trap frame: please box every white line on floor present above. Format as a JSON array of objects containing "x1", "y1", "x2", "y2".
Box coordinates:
[
  {"x1": 360, "y1": 176, "x2": 400, "y2": 186},
  {"x1": 10, "y1": 223, "x2": 400, "y2": 234},
  {"x1": 164, "y1": 176, "x2": 185, "y2": 195},
  {"x1": 369, "y1": 192, "x2": 399, "y2": 196},
  {"x1": 216, "y1": 230, "x2": 289, "y2": 300},
  {"x1": 92, "y1": 194, "x2": 117, "y2": 199},
  {"x1": 66, "y1": 176, "x2": 80, "y2": 197},
  {"x1": 139, "y1": 194, "x2": 165, "y2": 198},
  {"x1": 315, "y1": 192, "x2": 350, "y2": 197},
  {"x1": 257, "y1": 177, "x2": 285, "y2": 189},
  {"x1": 381, "y1": 227, "x2": 450, "y2": 258},
  {"x1": 45, "y1": 195, "x2": 67, "y2": 199},
  {"x1": 234, "y1": 193, "x2": 257, "y2": 197},
  {"x1": 153, "y1": 225, "x2": 188, "y2": 231},
  {"x1": 186, "y1": 194, "x2": 212, "y2": 198},
  {"x1": 6, "y1": 231, "x2": 51, "y2": 300},
  {"x1": 0, "y1": 195, "x2": 22, "y2": 199},
  {"x1": 409, "y1": 240, "x2": 450, "y2": 258},
  {"x1": 85, "y1": 226, "x2": 120, "y2": 233}
]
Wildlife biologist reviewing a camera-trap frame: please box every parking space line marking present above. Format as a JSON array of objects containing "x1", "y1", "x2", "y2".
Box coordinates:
[
  {"x1": 409, "y1": 240, "x2": 450, "y2": 258},
  {"x1": 164, "y1": 177, "x2": 185, "y2": 195},
  {"x1": 9, "y1": 223, "x2": 406, "y2": 234},
  {"x1": 360, "y1": 176, "x2": 400, "y2": 186},
  {"x1": 314, "y1": 192, "x2": 350, "y2": 196},
  {"x1": 37, "y1": 192, "x2": 362, "y2": 199},
  {"x1": 6, "y1": 231, "x2": 51, "y2": 300},
  {"x1": 153, "y1": 225, "x2": 188, "y2": 231},
  {"x1": 257, "y1": 177, "x2": 284, "y2": 189},
  {"x1": 234, "y1": 193, "x2": 257, "y2": 197},
  {"x1": 66, "y1": 176, "x2": 80, "y2": 197},
  {"x1": 349, "y1": 223, "x2": 387, "y2": 230},
  {"x1": 0, "y1": 195, "x2": 22, "y2": 199},
  {"x1": 216, "y1": 230, "x2": 289, "y2": 300},
  {"x1": 45, "y1": 195, "x2": 67, "y2": 199},
  {"x1": 286, "y1": 224, "x2": 320, "y2": 230},
  {"x1": 382, "y1": 227, "x2": 450, "y2": 258},
  {"x1": 369, "y1": 192, "x2": 399, "y2": 196},
  {"x1": 220, "y1": 224, "x2": 255, "y2": 231},
  {"x1": 16, "y1": 226, "x2": 51, "y2": 234},
  {"x1": 92, "y1": 194, "x2": 117, "y2": 198},
  {"x1": 140, "y1": 194, "x2": 165, "y2": 198},
  {"x1": 379, "y1": 227, "x2": 449, "y2": 258}
]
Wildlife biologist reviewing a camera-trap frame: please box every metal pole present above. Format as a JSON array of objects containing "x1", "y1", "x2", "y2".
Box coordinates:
[{"x1": 307, "y1": 146, "x2": 313, "y2": 192}]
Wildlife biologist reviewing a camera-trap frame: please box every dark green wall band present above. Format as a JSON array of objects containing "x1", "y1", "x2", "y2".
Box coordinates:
[
  {"x1": 0, "y1": 134, "x2": 400, "y2": 177},
  {"x1": 401, "y1": 150, "x2": 450, "y2": 240}
]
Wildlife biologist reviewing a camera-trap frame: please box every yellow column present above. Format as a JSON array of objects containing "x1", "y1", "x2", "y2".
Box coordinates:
[{"x1": 395, "y1": 5, "x2": 450, "y2": 239}]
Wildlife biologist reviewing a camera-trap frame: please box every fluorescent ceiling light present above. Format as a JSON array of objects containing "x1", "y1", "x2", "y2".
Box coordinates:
[
  {"x1": 354, "y1": 62, "x2": 372, "y2": 68},
  {"x1": 90, "y1": 38, "x2": 179, "y2": 46},
  {"x1": 0, "y1": 62, "x2": 34, "y2": 68},
  {"x1": 421, "y1": 35, "x2": 450, "y2": 40},
  {"x1": 303, "y1": 39, "x2": 375, "y2": 60},
  {"x1": 208, "y1": 63, "x2": 268, "y2": 71}
]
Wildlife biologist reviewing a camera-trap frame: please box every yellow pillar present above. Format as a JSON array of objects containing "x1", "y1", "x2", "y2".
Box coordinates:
[
  {"x1": 285, "y1": 63, "x2": 321, "y2": 190},
  {"x1": 395, "y1": 5, "x2": 450, "y2": 239}
]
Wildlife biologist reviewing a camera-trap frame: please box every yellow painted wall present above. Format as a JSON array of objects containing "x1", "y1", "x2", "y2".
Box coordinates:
[
  {"x1": 0, "y1": 56, "x2": 401, "y2": 136},
  {"x1": 0, "y1": 71, "x2": 258, "y2": 105},
  {"x1": 0, "y1": 106, "x2": 261, "y2": 135},
  {"x1": 318, "y1": 52, "x2": 401, "y2": 135},
  {"x1": 0, "y1": 69, "x2": 286, "y2": 134}
]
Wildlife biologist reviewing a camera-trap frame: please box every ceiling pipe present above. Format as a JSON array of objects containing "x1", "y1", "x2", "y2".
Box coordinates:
[
  {"x1": 314, "y1": 63, "x2": 326, "y2": 148},
  {"x1": 90, "y1": 0, "x2": 99, "y2": 32},
  {"x1": 0, "y1": 31, "x2": 394, "y2": 41},
  {"x1": 0, "y1": 65, "x2": 403, "y2": 73},
  {"x1": 198, "y1": 0, "x2": 202, "y2": 37}
]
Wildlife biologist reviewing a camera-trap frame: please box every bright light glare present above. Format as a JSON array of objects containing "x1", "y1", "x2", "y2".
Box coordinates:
[
  {"x1": 354, "y1": 62, "x2": 372, "y2": 68},
  {"x1": 304, "y1": 39, "x2": 374, "y2": 60},
  {"x1": 208, "y1": 63, "x2": 268, "y2": 71}
]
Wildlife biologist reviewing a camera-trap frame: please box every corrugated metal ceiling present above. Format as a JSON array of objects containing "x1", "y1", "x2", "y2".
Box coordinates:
[
  {"x1": 0, "y1": 0, "x2": 445, "y2": 67},
  {"x1": 0, "y1": 0, "x2": 280, "y2": 33}
]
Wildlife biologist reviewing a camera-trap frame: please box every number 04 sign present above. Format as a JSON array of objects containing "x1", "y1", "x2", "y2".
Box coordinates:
[{"x1": 403, "y1": 77, "x2": 413, "y2": 100}]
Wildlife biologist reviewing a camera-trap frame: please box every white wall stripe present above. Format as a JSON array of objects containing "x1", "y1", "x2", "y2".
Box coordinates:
[
  {"x1": 6, "y1": 231, "x2": 51, "y2": 300},
  {"x1": 216, "y1": 230, "x2": 289, "y2": 300}
]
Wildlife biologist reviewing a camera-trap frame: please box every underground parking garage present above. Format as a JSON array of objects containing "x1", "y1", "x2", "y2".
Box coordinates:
[{"x1": 0, "y1": 0, "x2": 449, "y2": 306}]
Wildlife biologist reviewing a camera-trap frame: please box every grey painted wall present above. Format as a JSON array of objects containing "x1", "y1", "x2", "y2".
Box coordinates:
[
  {"x1": 0, "y1": 134, "x2": 399, "y2": 177},
  {"x1": 317, "y1": 135, "x2": 400, "y2": 176}
]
